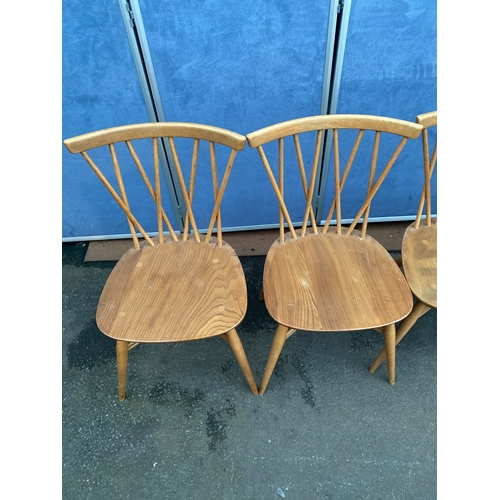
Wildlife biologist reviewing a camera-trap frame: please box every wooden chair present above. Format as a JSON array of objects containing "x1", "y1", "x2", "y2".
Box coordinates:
[
  {"x1": 64, "y1": 122, "x2": 258, "y2": 400},
  {"x1": 369, "y1": 111, "x2": 437, "y2": 374},
  {"x1": 246, "y1": 114, "x2": 423, "y2": 394}
]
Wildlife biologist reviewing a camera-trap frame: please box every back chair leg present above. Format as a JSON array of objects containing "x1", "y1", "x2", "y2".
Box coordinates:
[
  {"x1": 116, "y1": 340, "x2": 129, "y2": 401},
  {"x1": 259, "y1": 323, "x2": 289, "y2": 395},
  {"x1": 226, "y1": 329, "x2": 259, "y2": 395},
  {"x1": 382, "y1": 323, "x2": 396, "y2": 385},
  {"x1": 369, "y1": 301, "x2": 431, "y2": 374}
]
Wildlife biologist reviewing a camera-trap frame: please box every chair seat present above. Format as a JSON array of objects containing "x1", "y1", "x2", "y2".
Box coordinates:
[
  {"x1": 263, "y1": 231, "x2": 413, "y2": 331},
  {"x1": 96, "y1": 238, "x2": 247, "y2": 343},
  {"x1": 401, "y1": 221, "x2": 437, "y2": 308}
]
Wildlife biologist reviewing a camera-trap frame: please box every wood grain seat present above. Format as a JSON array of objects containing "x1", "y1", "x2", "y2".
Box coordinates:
[
  {"x1": 97, "y1": 238, "x2": 247, "y2": 343},
  {"x1": 401, "y1": 221, "x2": 437, "y2": 308},
  {"x1": 264, "y1": 231, "x2": 413, "y2": 332}
]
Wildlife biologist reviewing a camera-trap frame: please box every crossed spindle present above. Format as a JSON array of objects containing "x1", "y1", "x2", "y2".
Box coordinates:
[
  {"x1": 79, "y1": 134, "x2": 238, "y2": 248},
  {"x1": 255, "y1": 127, "x2": 410, "y2": 240}
]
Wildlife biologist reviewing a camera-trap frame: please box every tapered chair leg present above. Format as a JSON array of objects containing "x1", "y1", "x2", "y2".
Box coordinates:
[
  {"x1": 369, "y1": 300, "x2": 431, "y2": 373},
  {"x1": 226, "y1": 328, "x2": 259, "y2": 395},
  {"x1": 382, "y1": 323, "x2": 396, "y2": 386},
  {"x1": 258, "y1": 323, "x2": 289, "y2": 395},
  {"x1": 116, "y1": 340, "x2": 129, "y2": 401}
]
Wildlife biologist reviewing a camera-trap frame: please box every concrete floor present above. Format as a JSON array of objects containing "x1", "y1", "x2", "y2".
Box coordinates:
[{"x1": 62, "y1": 241, "x2": 437, "y2": 499}]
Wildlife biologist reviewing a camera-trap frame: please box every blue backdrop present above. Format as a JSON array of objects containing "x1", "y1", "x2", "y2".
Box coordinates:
[{"x1": 62, "y1": 0, "x2": 437, "y2": 240}]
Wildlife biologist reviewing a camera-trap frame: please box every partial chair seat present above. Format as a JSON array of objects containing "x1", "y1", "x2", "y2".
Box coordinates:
[
  {"x1": 263, "y1": 230, "x2": 414, "y2": 332},
  {"x1": 96, "y1": 236, "x2": 247, "y2": 343},
  {"x1": 401, "y1": 220, "x2": 437, "y2": 308}
]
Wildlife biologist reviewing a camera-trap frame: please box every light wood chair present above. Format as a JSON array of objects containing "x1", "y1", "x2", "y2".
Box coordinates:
[
  {"x1": 246, "y1": 114, "x2": 423, "y2": 394},
  {"x1": 369, "y1": 111, "x2": 437, "y2": 374},
  {"x1": 64, "y1": 122, "x2": 258, "y2": 400}
]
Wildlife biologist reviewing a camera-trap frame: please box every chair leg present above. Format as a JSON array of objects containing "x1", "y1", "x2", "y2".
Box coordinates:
[
  {"x1": 369, "y1": 300, "x2": 431, "y2": 373},
  {"x1": 116, "y1": 340, "x2": 129, "y2": 401},
  {"x1": 383, "y1": 323, "x2": 396, "y2": 386},
  {"x1": 226, "y1": 329, "x2": 259, "y2": 396},
  {"x1": 258, "y1": 323, "x2": 289, "y2": 395}
]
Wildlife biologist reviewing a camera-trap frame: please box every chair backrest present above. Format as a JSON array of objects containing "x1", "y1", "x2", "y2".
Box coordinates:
[
  {"x1": 246, "y1": 114, "x2": 423, "y2": 242},
  {"x1": 414, "y1": 111, "x2": 437, "y2": 228},
  {"x1": 64, "y1": 122, "x2": 246, "y2": 249}
]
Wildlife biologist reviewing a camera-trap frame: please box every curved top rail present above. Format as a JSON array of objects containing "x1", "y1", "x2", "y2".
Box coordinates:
[
  {"x1": 64, "y1": 122, "x2": 247, "y2": 154},
  {"x1": 416, "y1": 111, "x2": 437, "y2": 129},
  {"x1": 246, "y1": 114, "x2": 423, "y2": 148}
]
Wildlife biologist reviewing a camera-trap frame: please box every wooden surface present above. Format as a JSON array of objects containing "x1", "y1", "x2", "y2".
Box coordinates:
[
  {"x1": 64, "y1": 122, "x2": 246, "y2": 153},
  {"x1": 401, "y1": 221, "x2": 437, "y2": 308},
  {"x1": 263, "y1": 230, "x2": 413, "y2": 331},
  {"x1": 64, "y1": 122, "x2": 257, "y2": 399},
  {"x1": 246, "y1": 114, "x2": 422, "y2": 148},
  {"x1": 96, "y1": 237, "x2": 247, "y2": 342},
  {"x1": 416, "y1": 110, "x2": 437, "y2": 128}
]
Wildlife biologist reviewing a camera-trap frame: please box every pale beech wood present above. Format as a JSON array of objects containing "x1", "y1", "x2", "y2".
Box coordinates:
[
  {"x1": 293, "y1": 134, "x2": 318, "y2": 234},
  {"x1": 415, "y1": 111, "x2": 437, "y2": 229},
  {"x1": 345, "y1": 137, "x2": 409, "y2": 236},
  {"x1": 97, "y1": 237, "x2": 247, "y2": 342},
  {"x1": 226, "y1": 329, "x2": 259, "y2": 395},
  {"x1": 168, "y1": 137, "x2": 201, "y2": 243},
  {"x1": 361, "y1": 131, "x2": 380, "y2": 238},
  {"x1": 204, "y1": 148, "x2": 239, "y2": 245},
  {"x1": 125, "y1": 140, "x2": 178, "y2": 241},
  {"x1": 279, "y1": 138, "x2": 285, "y2": 243},
  {"x1": 422, "y1": 129, "x2": 432, "y2": 225},
  {"x1": 333, "y1": 129, "x2": 342, "y2": 234},
  {"x1": 209, "y1": 142, "x2": 223, "y2": 246},
  {"x1": 263, "y1": 230, "x2": 413, "y2": 332},
  {"x1": 256, "y1": 145, "x2": 297, "y2": 240},
  {"x1": 183, "y1": 139, "x2": 199, "y2": 240},
  {"x1": 116, "y1": 340, "x2": 129, "y2": 401},
  {"x1": 415, "y1": 141, "x2": 437, "y2": 229},
  {"x1": 401, "y1": 221, "x2": 437, "y2": 308},
  {"x1": 80, "y1": 151, "x2": 155, "y2": 247},
  {"x1": 153, "y1": 138, "x2": 164, "y2": 245},
  {"x1": 64, "y1": 122, "x2": 246, "y2": 153},
  {"x1": 246, "y1": 114, "x2": 422, "y2": 148},
  {"x1": 300, "y1": 130, "x2": 322, "y2": 237},
  {"x1": 109, "y1": 143, "x2": 140, "y2": 250},
  {"x1": 247, "y1": 114, "x2": 422, "y2": 388},
  {"x1": 383, "y1": 323, "x2": 396, "y2": 385},
  {"x1": 322, "y1": 130, "x2": 365, "y2": 233},
  {"x1": 65, "y1": 122, "x2": 255, "y2": 400},
  {"x1": 369, "y1": 300, "x2": 431, "y2": 373},
  {"x1": 416, "y1": 110, "x2": 437, "y2": 129},
  {"x1": 259, "y1": 323, "x2": 289, "y2": 395}
]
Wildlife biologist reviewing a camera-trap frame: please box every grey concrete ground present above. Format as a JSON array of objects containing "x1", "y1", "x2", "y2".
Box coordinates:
[{"x1": 62, "y1": 241, "x2": 437, "y2": 499}]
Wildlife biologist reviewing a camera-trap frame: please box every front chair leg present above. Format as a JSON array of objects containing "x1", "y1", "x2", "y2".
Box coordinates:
[
  {"x1": 259, "y1": 323, "x2": 289, "y2": 395},
  {"x1": 116, "y1": 340, "x2": 129, "y2": 401},
  {"x1": 369, "y1": 300, "x2": 431, "y2": 373},
  {"x1": 383, "y1": 323, "x2": 396, "y2": 386},
  {"x1": 226, "y1": 329, "x2": 259, "y2": 395}
]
